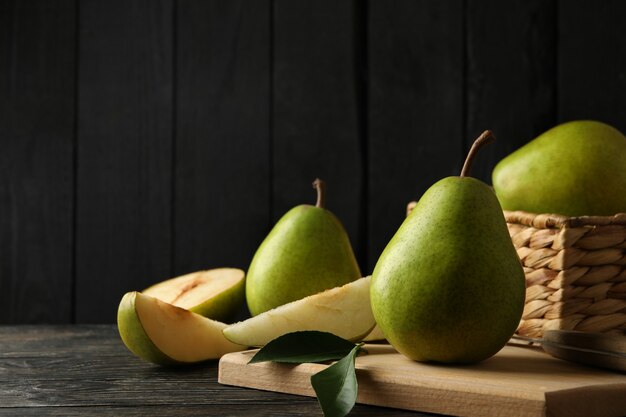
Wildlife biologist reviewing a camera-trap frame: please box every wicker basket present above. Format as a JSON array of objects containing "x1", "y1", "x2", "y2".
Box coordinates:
[{"x1": 505, "y1": 210, "x2": 626, "y2": 338}]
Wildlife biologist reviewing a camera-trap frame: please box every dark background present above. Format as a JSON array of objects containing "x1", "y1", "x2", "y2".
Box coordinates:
[{"x1": 1, "y1": 0, "x2": 625, "y2": 324}]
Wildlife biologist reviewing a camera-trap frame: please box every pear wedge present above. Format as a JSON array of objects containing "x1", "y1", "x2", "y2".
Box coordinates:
[
  {"x1": 223, "y1": 276, "x2": 374, "y2": 347},
  {"x1": 143, "y1": 268, "x2": 244, "y2": 322},
  {"x1": 363, "y1": 324, "x2": 386, "y2": 342},
  {"x1": 117, "y1": 292, "x2": 246, "y2": 365}
]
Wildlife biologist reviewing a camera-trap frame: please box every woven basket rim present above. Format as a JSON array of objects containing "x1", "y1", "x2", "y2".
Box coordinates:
[{"x1": 504, "y1": 210, "x2": 626, "y2": 229}]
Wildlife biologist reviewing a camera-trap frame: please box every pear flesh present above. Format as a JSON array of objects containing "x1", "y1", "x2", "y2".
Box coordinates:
[
  {"x1": 246, "y1": 180, "x2": 361, "y2": 316},
  {"x1": 363, "y1": 324, "x2": 386, "y2": 342},
  {"x1": 493, "y1": 120, "x2": 626, "y2": 216},
  {"x1": 371, "y1": 176, "x2": 525, "y2": 364},
  {"x1": 143, "y1": 268, "x2": 245, "y2": 322},
  {"x1": 117, "y1": 292, "x2": 246, "y2": 365},
  {"x1": 224, "y1": 276, "x2": 375, "y2": 347}
]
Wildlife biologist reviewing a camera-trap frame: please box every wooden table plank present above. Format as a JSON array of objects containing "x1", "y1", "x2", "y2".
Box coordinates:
[
  {"x1": 558, "y1": 0, "x2": 626, "y2": 132},
  {"x1": 76, "y1": 0, "x2": 174, "y2": 323},
  {"x1": 0, "y1": 0, "x2": 75, "y2": 324},
  {"x1": 0, "y1": 326, "x2": 427, "y2": 416},
  {"x1": 0, "y1": 404, "x2": 416, "y2": 417},
  {"x1": 465, "y1": 0, "x2": 557, "y2": 183},
  {"x1": 175, "y1": 0, "x2": 271, "y2": 278},
  {"x1": 272, "y1": 0, "x2": 366, "y2": 268},
  {"x1": 0, "y1": 325, "x2": 122, "y2": 357},
  {"x1": 367, "y1": 0, "x2": 464, "y2": 273}
]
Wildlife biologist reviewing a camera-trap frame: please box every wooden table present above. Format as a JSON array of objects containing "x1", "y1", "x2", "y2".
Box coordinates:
[{"x1": 0, "y1": 325, "x2": 428, "y2": 416}]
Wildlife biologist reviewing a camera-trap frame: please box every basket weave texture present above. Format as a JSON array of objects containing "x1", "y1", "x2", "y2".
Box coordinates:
[{"x1": 505, "y1": 210, "x2": 626, "y2": 338}]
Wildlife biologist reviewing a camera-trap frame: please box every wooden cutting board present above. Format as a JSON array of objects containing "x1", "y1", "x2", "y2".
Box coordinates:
[{"x1": 218, "y1": 344, "x2": 626, "y2": 417}]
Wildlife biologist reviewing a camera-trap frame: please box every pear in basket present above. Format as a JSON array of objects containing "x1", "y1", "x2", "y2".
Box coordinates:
[{"x1": 493, "y1": 120, "x2": 626, "y2": 217}]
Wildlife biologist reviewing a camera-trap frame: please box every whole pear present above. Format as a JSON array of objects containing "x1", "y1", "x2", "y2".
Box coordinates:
[
  {"x1": 493, "y1": 120, "x2": 626, "y2": 216},
  {"x1": 246, "y1": 179, "x2": 361, "y2": 316},
  {"x1": 371, "y1": 131, "x2": 525, "y2": 364}
]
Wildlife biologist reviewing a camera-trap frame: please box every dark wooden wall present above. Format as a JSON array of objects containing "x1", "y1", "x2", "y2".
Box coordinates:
[{"x1": 1, "y1": 0, "x2": 625, "y2": 323}]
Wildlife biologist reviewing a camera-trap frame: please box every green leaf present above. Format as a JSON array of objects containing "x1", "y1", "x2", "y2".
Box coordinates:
[
  {"x1": 248, "y1": 331, "x2": 357, "y2": 364},
  {"x1": 310, "y1": 344, "x2": 362, "y2": 417}
]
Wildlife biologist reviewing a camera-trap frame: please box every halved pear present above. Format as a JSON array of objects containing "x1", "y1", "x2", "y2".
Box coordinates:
[
  {"x1": 223, "y1": 276, "x2": 375, "y2": 347},
  {"x1": 142, "y1": 268, "x2": 244, "y2": 322},
  {"x1": 117, "y1": 291, "x2": 246, "y2": 365}
]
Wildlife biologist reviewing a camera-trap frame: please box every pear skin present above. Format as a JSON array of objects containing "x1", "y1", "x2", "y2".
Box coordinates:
[
  {"x1": 371, "y1": 131, "x2": 525, "y2": 364},
  {"x1": 246, "y1": 179, "x2": 361, "y2": 316},
  {"x1": 493, "y1": 120, "x2": 626, "y2": 216}
]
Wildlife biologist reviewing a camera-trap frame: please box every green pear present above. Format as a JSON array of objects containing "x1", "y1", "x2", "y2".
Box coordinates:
[
  {"x1": 246, "y1": 179, "x2": 361, "y2": 316},
  {"x1": 371, "y1": 131, "x2": 525, "y2": 364},
  {"x1": 492, "y1": 120, "x2": 626, "y2": 216}
]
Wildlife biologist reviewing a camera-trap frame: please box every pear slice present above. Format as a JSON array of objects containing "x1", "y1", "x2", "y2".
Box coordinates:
[
  {"x1": 117, "y1": 292, "x2": 246, "y2": 365},
  {"x1": 142, "y1": 268, "x2": 244, "y2": 322},
  {"x1": 364, "y1": 324, "x2": 387, "y2": 342},
  {"x1": 223, "y1": 276, "x2": 375, "y2": 347}
]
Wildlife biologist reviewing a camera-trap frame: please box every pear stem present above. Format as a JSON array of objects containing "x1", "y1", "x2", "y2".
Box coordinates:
[
  {"x1": 313, "y1": 178, "x2": 326, "y2": 208},
  {"x1": 460, "y1": 130, "x2": 496, "y2": 177}
]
